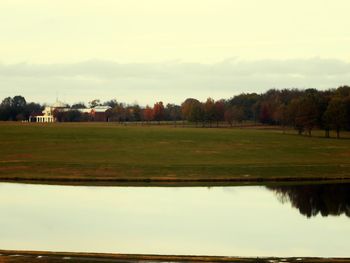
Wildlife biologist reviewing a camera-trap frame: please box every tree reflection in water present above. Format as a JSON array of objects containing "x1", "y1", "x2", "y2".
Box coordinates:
[{"x1": 268, "y1": 183, "x2": 350, "y2": 218}]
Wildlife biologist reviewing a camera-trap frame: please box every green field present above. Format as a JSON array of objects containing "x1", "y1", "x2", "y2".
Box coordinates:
[{"x1": 1, "y1": 122, "x2": 350, "y2": 183}]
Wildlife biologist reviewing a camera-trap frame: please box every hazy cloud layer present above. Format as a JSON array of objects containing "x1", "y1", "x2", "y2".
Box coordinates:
[{"x1": 1, "y1": 58, "x2": 349, "y2": 105}]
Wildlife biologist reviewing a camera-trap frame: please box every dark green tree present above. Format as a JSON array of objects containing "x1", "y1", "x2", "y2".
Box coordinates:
[{"x1": 323, "y1": 97, "x2": 348, "y2": 139}]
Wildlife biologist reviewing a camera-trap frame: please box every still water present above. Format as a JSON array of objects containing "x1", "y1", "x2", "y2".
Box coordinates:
[{"x1": 0, "y1": 182, "x2": 349, "y2": 257}]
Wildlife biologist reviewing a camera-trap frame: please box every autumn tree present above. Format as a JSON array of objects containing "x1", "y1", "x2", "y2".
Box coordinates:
[
  {"x1": 181, "y1": 98, "x2": 200, "y2": 120},
  {"x1": 224, "y1": 105, "x2": 244, "y2": 127},
  {"x1": 181, "y1": 98, "x2": 204, "y2": 126},
  {"x1": 143, "y1": 105, "x2": 154, "y2": 123},
  {"x1": 203, "y1": 98, "x2": 216, "y2": 127},
  {"x1": 153, "y1": 101, "x2": 165, "y2": 124},
  {"x1": 259, "y1": 102, "x2": 272, "y2": 124},
  {"x1": 214, "y1": 100, "x2": 226, "y2": 127}
]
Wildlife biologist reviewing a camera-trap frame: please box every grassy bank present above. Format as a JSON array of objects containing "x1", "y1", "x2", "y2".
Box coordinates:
[
  {"x1": 0, "y1": 250, "x2": 349, "y2": 263},
  {"x1": 1, "y1": 122, "x2": 350, "y2": 183}
]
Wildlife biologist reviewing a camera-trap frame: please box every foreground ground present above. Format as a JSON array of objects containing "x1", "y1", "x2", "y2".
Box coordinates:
[
  {"x1": 0, "y1": 250, "x2": 349, "y2": 263},
  {"x1": 1, "y1": 122, "x2": 350, "y2": 183}
]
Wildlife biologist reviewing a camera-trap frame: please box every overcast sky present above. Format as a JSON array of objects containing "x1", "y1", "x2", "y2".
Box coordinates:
[{"x1": 1, "y1": 0, "x2": 350, "y2": 105}]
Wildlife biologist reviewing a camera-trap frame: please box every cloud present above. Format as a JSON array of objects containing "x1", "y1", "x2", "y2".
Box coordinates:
[
  {"x1": 1, "y1": 58, "x2": 350, "y2": 78},
  {"x1": 0, "y1": 58, "x2": 349, "y2": 105}
]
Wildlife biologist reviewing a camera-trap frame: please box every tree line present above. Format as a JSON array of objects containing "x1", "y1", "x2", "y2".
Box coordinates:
[
  {"x1": 269, "y1": 183, "x2": 350, "y2": 218},
  {"x1": 0, "y1": 96, "x2": 42, "y2": 122},
  {"x1": 1, "y1": 86, "x2": 350, "y2": 138}
]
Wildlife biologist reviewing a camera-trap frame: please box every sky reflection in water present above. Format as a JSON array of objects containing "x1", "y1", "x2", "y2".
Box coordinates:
[{"x1": 0, "y1": 183, "x2": 349, "y2": 257}]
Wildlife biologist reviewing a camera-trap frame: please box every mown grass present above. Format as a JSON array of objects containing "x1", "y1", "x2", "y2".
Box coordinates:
[{"x1": 1, "y1": 122, "x2": 350, "y2": 182}]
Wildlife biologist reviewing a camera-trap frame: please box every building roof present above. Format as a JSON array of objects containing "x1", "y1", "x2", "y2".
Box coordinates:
[
  {"x1": 51, "y1": 100, "x2": 69, "y2": 108},
  {"x1": 92, "y1": 106, "x2": 112, "y2": 113},
  {"x1": 78, "y1": 108, "x2": 92, "y2": 113}
]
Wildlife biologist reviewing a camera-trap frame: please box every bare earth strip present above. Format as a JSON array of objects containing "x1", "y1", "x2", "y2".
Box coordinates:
[{"x1": 0, "y1": 250, "x2": 349, "y2": 263}]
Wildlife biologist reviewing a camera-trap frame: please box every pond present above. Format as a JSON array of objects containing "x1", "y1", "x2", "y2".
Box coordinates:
[{"x1": 0, "y1": 182, "x2": 349, "y2": 257}]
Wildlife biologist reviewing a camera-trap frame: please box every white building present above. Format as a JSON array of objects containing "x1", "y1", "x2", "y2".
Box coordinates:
[
  {"x1": 29, "y1": 101, "x2": 111, "y2": 123},
  {"x1": 30, "y1": 101, "x2": 69, "y2": 123}
]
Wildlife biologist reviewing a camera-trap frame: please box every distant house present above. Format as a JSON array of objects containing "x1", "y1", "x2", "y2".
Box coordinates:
[
  {"x1": 29, "y1": 101, "x2": 69, "y2": 123},
  {"x1": 29, "y1": 101, "x2": 111, "y2": 122},
  {"x1": 29, "y1": 112, "x2": 45, "y2": 122},
  {"x1": 91, "y1": 106, "x2": 112, "y2": 122}
]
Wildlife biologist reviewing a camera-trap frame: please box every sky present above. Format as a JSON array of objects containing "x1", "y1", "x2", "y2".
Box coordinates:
[{"x1": 1, "y1": 0, "x2": 350, "y2": 105}]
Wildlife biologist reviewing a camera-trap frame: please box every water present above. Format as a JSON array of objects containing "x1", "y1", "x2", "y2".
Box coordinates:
[{"x1": 0, "y1": 182, "x2": 349, "y2": 257}]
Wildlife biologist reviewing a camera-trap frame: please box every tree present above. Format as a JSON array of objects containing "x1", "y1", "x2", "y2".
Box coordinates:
[
  {"x1": 259, "y1": 102, "x2": 272, "y2": 124},
  {"x1": 181, "y1": 98, "x2": 200, "y2": 120},
  {"x1": 12, "y1": 96, "x2": 26, "y2": 109},
  {"x1": 64, "y1": 110, "x2": 83, "y2": 122},
  {"x1": 224, "y1": 105, "x2": 244, "y2": 127},
  {"x1": 214, "y1": 100, "x2": 226, "y2": 127},
  {"x1": 296, "y1": 96, "x2": 319, "y2": 136},
  {"x1": 53, "y1": 109, "x2": 64, "y2": 122},
  {"x1": 344, "y1": 96, "x2": 350, "y2": 130},
  {"x1": 181, "y1": 98, "x2": 204, "y2": 126},
  {"x1": 13, "y1": 96, "x2": 27, "y2": 121},
  {"x1": 166, "y1": 103, "x2": 182, "y2": 126},
  {"x1": 273, "y1": 103, "x2": 288, "y2": 133},
  {"x1": 89, "y1": 99, "x2": 101, "y2": 108},
  {"x1": 153, "y1": 101, "x2": 165, "y2": 124},
  {"x1": 224, "y1": 107, "x2": 234, "y2": 127},
  {"x1": 191, "y1": 101, "x2": 205, "y2": 126},
  {"x1": 71, "y1": 103, "x2": 86, "y2": 109},
  {"x1": 231, "y1": 106, "x2": 244, "y2": 126},
  {"x1": 229, "y1": 93, "x2": 260, "y2": 121},
  {"x1": 143, "y1": 105, "x2": 153, "y2": 123},
  {"x1": 0, "y1": 97, "x2": 13, "y2": 120},
  {"x1": 286, "y1": 98, "x2": 302, "y2": 134},
  {"x1": 0, "y1": 96, "x2": 27, "y2": 121},
  {"x1": 323, "y1": 98, "x2": 347, "y2": 139},
  {"x1": 130, "y1": 104, "x2": 142, "y2": 121},
  {"x1": 110, "y1": 103, "x2": 126, "y2": 122},
  {"x1": 335, "y1": 86, "x2": 350, "y2": 97},
  {"x1": 286, "y1": 96, "x2": 318, "y2": 136},
  {"x1": 103, "y1": 99, "x2": 118, "y2": 108},
  {"x1": 269, "y1": 184, "x2": 350, "y2": 218},
  {"x1": 204, "y1": 98, "x2": 216, "y2": 127},
  {"x1": 24, "y1": 102, "x2": 43, "y2": 120},
  {"x1": 53, "y1": 109, "x2": 85, "y2": 122}
]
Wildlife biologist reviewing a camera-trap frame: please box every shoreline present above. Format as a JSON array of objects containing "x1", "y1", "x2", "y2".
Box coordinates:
[
  {"x1": 0, "y1": 250, "x2": 349, "y2": 263},
  {"x1": 1, "y1": 176, "x2": 350, "y2": 187}
]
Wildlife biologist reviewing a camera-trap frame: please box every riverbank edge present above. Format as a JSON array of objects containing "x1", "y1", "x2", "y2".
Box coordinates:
[
  {"x1": 1, "y1": 175, "x2": 350, "y2": 187},
  {"x1": 0, "y1": 250, "x2": 349, "y2": 263}
]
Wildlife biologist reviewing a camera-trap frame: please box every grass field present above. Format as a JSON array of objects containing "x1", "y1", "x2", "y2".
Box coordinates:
[{"x1": 1, "y1": 122, "x2": 350, "y2": 183}]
